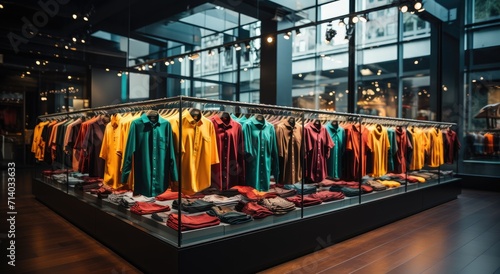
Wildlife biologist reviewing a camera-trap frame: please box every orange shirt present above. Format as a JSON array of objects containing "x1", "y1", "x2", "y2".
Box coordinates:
[
  {"x1": 100, "y1": 114, "x2": 124, "y2": 189},
  {"x1": 426, "y1": 128, "x2": 444, "y2": 167}
]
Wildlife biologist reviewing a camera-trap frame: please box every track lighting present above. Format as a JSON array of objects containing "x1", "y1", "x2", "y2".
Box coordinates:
[
  {"x1": 208, "y1": 49, "x2": 215, "y2": 56},
  {"x1": 295, "y1": 29, "x2": 302, "y2": 36},
  {"x1": 397, "y1": 0, "x2": 424, "y2": 13},
  {"x1": 72, "y1": 13, "x2": 78, "y2": 20},
  {"x1": 234, "y1": 43, "x2": 241, "y2": 51},
  {"x1": 245, "y1": 41, "x2": 251, "y2": 49},
  {"x1": 283, "y1": 31, "x2": 291, "y2": 40},
  {"x1": 351, "y1": 16, "x2": 359, "y2": 24},
  {"x1": 83, "y1": 14, "x2": 89, "y2": 21},
  {"x1": 325, "y1": 22, "x2": 337, "y2": 43},
  {"x1": 188, "y1": 53, "x2": 200, "y2": 60},
  {"x1": 338, "y1": 18, "x2": 345, "y2": 27},
  {"x1": 359, "y1": 14, "x2": 368, "y2": 23}
]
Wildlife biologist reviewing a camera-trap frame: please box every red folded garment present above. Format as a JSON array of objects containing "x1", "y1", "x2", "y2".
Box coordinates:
[
  {"x1": 309, "y1": 191, "x2": 345, "y2": 202},
  {"x1": 361, "y1": 185, "x2": 373, "y2": 193},
  {"x1": 320, "y1": 179, "x2": 359, "y2": 188},
  {"x1": 241, "y1": 202, "x2": 274, "y2": 219},
  {"x1": 155, "y1": 189, "x2": 186, "y2": 201},
  {"x1": 286, "y1": 195, "x2": 322, "y2": 207},
  {"x1": 167, "y1": 213, "x2": 220, "y2": 231},
  {"x1": 130, "y1": 202, "x2": 171, "y2": 215},
  {"x1": 231, "y1": 186, "x2": 277, "y2": 201}
]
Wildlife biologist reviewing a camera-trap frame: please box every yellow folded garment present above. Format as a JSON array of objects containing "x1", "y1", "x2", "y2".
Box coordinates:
[
  {"x1": 377, "y1": 180, "x2": 401, "y2": 188},
  {"x1": 408, "y1": 175, "x2": 426, "y2": 183}
]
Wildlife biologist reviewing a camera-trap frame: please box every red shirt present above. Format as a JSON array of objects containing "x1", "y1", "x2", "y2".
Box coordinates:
[
  {"x1": 304, "y1": 121, "x2": 334, "y2": 183},
  {"x1": 395, "y1": 126, "x2": 412, "y2": 173},
  {"x1": 210, "y1": 114, "x2": 245, "y2": 190},
  {"x1": 344, "y1": 124, "x2": 370, "y2": 181}
]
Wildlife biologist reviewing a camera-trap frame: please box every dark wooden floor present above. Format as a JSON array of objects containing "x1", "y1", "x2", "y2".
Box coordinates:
[{"x1": 1, "y1": 168, "x2": 499, "y2": 274}]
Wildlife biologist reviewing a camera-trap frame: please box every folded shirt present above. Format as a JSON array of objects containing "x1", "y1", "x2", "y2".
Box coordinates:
[
  {"x1": 364, "y1": 180, "x2": 387, "y2": 191},
  {"x1": 283, "y1": 183, "x2": 317, "y2": 195},
  {"x1": 309, "y1": 191, "x2": 345, "y2": 202},
  {"x1": 259, "y1": 197, "x2": 296, "y2": 215},
  {"x1": 172, "y1": 198, "x2": 214, "y2": 213},
  {"x1": 167, "y1": 213, "x2": 221, "y2": 231},
  {"x1": 377, "y1": 180, "x2": 401, "y2": 188},
  {"x1": 207, "y1": 205, "x2": 253, "y2": 225},
  {"x1": 130, "y1": 202, "x2": 171, "y2": 215},
  {"x1": 235, "y1": 201, "x2": 274, "y2": 219},
  {"x1": 202, "y1": 194, "x2": 243, "y2": 206},
  {"x1": 268, "y1": 187, "x2": 297, "y2": 198},
  {"x1": 286, "y1": 195, "x2": 322, "y2": 207},
  {"x1": 320, "y1": 179, "x2": 359, "y2": 188},
  {"x1": 155, "y1": 189, "x2": 186, "y2": 201},
  {"x1": 231, "y1": 186, "x2": 277, "y2": 201}
]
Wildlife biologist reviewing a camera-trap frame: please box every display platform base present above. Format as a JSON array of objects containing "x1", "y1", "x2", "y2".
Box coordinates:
[{"x1": 33, "y1": 178, "x2": 461, "y2": 274}]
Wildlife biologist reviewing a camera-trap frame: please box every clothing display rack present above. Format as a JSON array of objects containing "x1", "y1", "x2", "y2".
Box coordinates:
[{"x1": 32, "y1": 96, "x2": 461, "y2": 274}]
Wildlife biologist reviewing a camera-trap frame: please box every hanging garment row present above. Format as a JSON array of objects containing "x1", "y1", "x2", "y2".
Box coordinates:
[{"x1": 32, "y1": 109, "x2": 460, "y2": 196}]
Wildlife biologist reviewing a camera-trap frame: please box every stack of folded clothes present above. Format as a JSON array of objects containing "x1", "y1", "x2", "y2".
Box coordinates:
[
  {"x1": 259, "y1": 197, "x2": 296, "y2": 215},
  {"x1": 235, "y1": 201, "x2": 274, "y2": 219},
  {"x1": 172, "y1": 198, "x2": 214, "y2": 213},
  {"x1": 207, "y1": 205, "x2": 253, "y2": 225},
  {"x1": 283, "y1": 183, "x2": 317, "y2": 195},
  {"x1": 268, "y1": 186, "x2": 297, "y2": 198},
  {"x1": 309, "y1": 191, "x2": 345, "y2": 202},
  {"x1": 167, "y1": 213, "x2": 221, "y2": 231},
  {"x1": 364, "y1": 180, "x2": 388, "y2": 191},
  {"x1": 286, "y1": 195, "x2": 322, "y2": 207},
  {"x1": 376, "y1": 180, "x2": 401, "y2": 188},
  {"x1": 118, "y1": 195, "x2": 155, "y2": 208},
  {"x1": 231, "y1": 186, "x2": 277, "y2": 201},
  {"x1": 410, "y1": 171, "x2": 438, "y2": 180},
  {"x1": 202, "y1": 194, "x2": 243, "y2": 206},
  {"x1": 130, "y1": 202, "x2": 171, "y2": 215},
  {"x1": 199, "y1": 187, "x2": 240, "y2": 197},
  {"x1": 155, "y1": 189, "x2": 186, "y2": 201},
  {"x1": 328, "y1": 181, "x2": 373, "y2": 197}
]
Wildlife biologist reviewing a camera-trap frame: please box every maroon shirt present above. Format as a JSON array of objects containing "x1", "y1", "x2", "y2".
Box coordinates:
[
  {"x1": 443, "y1": 129, "x2": 461, "y2": 164},
  {"x1": 210, "y1": 114, "x2": 245, "y2": 190},
  {"x1": 394, "y1": 126, "x2": 412, "y2": 173},
  {"x1": 343, "y1": 124, "x2": 370, "y2": 181},
  {"x1": 304, "y1": 121, "x2": 333, "y2": 183}
]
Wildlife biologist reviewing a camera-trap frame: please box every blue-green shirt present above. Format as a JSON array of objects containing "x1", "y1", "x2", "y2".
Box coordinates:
[
  {"x1": 326, "y1": 123, "x2": 345, "y2": 179},
  {"x1": 242, "y1": 116, "x2": 279, "y2": 191},
  {"x1": 121, "y1": 113, "x2": 178, "y2": 197}
]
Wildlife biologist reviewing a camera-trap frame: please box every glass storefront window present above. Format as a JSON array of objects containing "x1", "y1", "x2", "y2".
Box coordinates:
[{"x1": 473, "y1": 0, "x2": 500, "y2": 23}]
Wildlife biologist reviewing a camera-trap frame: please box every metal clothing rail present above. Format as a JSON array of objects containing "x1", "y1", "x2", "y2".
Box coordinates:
[{"x1": 37, "y1": 95, "x2": 457, "y2": 127}]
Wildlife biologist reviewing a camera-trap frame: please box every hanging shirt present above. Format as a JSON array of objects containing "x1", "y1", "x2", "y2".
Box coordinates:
[
  {"x1": 100, "y1": 114, "x2": 124, "y2": 189},
  {"x1": 394, "y1": 126, "x2": 412, "y2": 173},
  {"x1": 116, "y1": 113, "x2": 141, "y2": 189},
  {"x1": 408, "y1": 127, "x2": 429, "y2": 170},
  {"x1": 275, "y1": 118, "x2": 303, "y2": 184},
  {"x1": 343, "y1": 124, "x2": 370, "y2": 181},
  {"x1": 386, "y1": 128, "x2": 397, "y2": 172},
  {"x1": 82, "y1": 116, "x2": 108, "y2": 177},
  {"x1": 367, "y1": 125, "x2": 391, "y2": 178},
  {"x1": 210, "y1": 114, "x2": 245, "y2": 190},
  {"x1": 242, "y1": 115, "x2": 279, "y2": 191},
  {"x1": 121, "y1": 113, "x2": 178, "y2": 197},
  {"x1": 304, "y1": 121, "x2": 334, "y2": 183},
  {"x1": 442, "y1": 129, "x2": 460, "y2": 164},
  {"x1": 169, "y1": 110, "x2": 219, "y2": 195},
  {"x1": 31, "y1": 121, "x2": 50, "y2": 161},
  {"x1": 426, "y1": 128, "x2": 444, "y2": 167},
  {"x1": 325, "y1": 122, "x2": 345, "y2": 180}
]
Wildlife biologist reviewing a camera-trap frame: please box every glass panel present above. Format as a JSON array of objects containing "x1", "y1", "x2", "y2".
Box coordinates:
[
  {"x1": 403, "y1": 12, "x2": 431, "y2": 41},
  {"x1": 318, "y1": 0, "x2": 349, "y2": 21},
  {"x1": 473, "y1": 0, "x2": 500, "y2": 23},
  {"x1": 357, "y1": 0, "x2": 393, "y2": 12}
]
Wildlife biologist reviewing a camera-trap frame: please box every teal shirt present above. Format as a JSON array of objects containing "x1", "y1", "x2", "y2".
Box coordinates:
[
  {"x1": 387, "y1": 128, "x2": 398, "y2": 172},
  {"x1": 326, "y1": 123, "x2": 345, "y2": 179},
  {"x1": 242, "y1": 116, "x2": 279, "y2": 191},
  {"x1": 121, "y1": 114, "x2": 178, "y2": 197}
]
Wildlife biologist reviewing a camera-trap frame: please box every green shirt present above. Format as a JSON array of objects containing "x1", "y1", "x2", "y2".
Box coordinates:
[
  {"x1": 121, "y1": 113, "x2": 178, "y2": 197},
  {"x1": 242, "y1": 116, "x2": 279, "y2": 191},
  {"x1": 326, "y1": 123, "x2": 345, "y2": 179}
]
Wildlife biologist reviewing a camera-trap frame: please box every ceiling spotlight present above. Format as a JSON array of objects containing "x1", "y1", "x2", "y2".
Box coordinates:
[
  {"x1": 36, "y1": 60, "x2": 41, "y2": 65},
  {"x1": 67, "y1": 75, "x2": 72, "y2": 80},
  {"x1": 117, "y1": 72, "x2": 122, "y2": 77},
  {"x1": 338, "y1": 18, "x2": 345, "y2": 27},
  {"x1": 165, "y1": 61, "x2": 169, "y2": 66},
  {"x1": 414, "y1": 1, "x2": 423, "y2": 10},
  {"x1": 178, "y1": 57, "x2": 184, "y2": 62},
  {"x1": 189, "y1": 53, "x2": 200, "y2": 60},
  {"x1": 0, "y1": 4, "x2": 3, "y2": 9},
  {"x1": 245, "y1": 42, "x2": 251, "y2": 49},
  {"x1": 26, "y1": 71, "x2": 31, "y2": 75},
  {"x1": 325, "y1": 23, "x2": 337, "y2": 43},
  {"x1": 81, "y1": 39, "x2": 85, "y2": 43},
  {"x1": 208, "y1": 49, "x2": 214, "y2": 56},
  {"x1": 170, "y1": 60, "x2": 175, "y2": 64},
  {"x1": 72, "y1": 13, "x2": 77, "y2": 19},
  {"x1": 105, "y1": 68, "x2": 110, "y2": 71},
  {"x1": 234, "y1": 43, "x2": 241, "y2": 51},
  {"x1": 359, "y1": 14, "x2": 368, "y2": 23},
  {"x1": 400, "y1": 4, "x2": 408, "y2": 13},
  {"x1": 267, "y1": 36, "x2": 274, "y2": 43},
  {"x1": 351, "y1": 16, "x2": 359, "y2": 24},
  {"x1": 72, "y1": 37, "x2": 77, "y2": 42},
  {"x1": 83, "y1": 14, "x2": 89, "y2": 21}
]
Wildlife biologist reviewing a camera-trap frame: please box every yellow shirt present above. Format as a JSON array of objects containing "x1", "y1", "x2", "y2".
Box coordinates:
[
  {"x1": 409, "y1": 127, "x2": 429, "y2": 170},
  {"x1": 99, "y1": 114, "x2": 124, "y2": 189},
  {"x1": 169, "y1": 110, "x2": 219, "y2": 195},
  {"x1": 31, "y1": 121, "x2": 50, "y2": 161},
  {"x1": 116, "y1": 113, "x2": 141, "y2": 190},
  {"x1": 426, "y1": 128, "x2": 444, "y2": 167},
  {"x1": 377, "y1": 180, "x2": 401, "y2": 188},
  {"x1": 367, "y1": 125, "x2": 390, "y2": 177}
]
